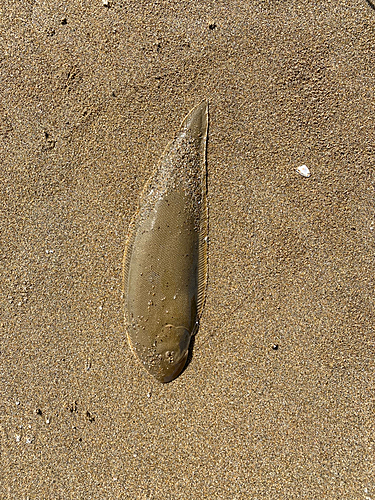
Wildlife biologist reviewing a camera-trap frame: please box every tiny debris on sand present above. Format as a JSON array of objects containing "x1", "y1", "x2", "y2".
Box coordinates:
[{"x1": 296, "y1": 165, "x2": 311, "y2": 178}]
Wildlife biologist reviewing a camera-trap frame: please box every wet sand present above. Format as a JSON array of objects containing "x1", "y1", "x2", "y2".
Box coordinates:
[{"x1": 1, "y1": 0, "x2": 374, "y2": 498}]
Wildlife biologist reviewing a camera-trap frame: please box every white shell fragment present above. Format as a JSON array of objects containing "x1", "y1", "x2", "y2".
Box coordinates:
[{"x1": 296, "y1": 165, "x2": 311, "y2": 178}]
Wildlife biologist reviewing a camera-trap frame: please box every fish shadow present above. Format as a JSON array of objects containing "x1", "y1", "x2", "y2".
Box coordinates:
[{"x1": 365, "y1": 0, "x2": 375, "y2": 10}]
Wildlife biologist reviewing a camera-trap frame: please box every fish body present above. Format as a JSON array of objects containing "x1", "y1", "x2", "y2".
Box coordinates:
[{"x1": 123, "y1": 101, "x2": 208, "y2": 382}]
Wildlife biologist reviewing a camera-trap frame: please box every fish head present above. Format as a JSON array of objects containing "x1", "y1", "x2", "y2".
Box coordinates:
[{"x1": 152, "y1": 324, "x2": 191, "y2": 383}]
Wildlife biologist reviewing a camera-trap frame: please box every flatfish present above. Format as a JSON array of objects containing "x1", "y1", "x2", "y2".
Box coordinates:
[{"x1": 123, "y1": 101, "x2": 208, "y2": 382}]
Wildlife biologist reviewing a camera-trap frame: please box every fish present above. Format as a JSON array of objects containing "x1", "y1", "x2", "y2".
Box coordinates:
[{"x1": 123, "y1": 101, "x2": 209, "y2": 383}]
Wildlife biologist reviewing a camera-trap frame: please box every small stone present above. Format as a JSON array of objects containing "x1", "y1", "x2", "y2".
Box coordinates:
[{"x1": 296, "y1": 165, "x2": 311, "y2": 178}]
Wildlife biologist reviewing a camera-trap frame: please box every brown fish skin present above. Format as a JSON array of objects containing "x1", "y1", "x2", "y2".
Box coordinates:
[{"x1": 123, "y1": 101, "x2": 208, "y2": 383}]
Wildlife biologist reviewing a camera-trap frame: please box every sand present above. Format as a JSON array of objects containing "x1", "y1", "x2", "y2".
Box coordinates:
[{"x1": 1, "y1": 0, "x2": 374, "y2": 498}]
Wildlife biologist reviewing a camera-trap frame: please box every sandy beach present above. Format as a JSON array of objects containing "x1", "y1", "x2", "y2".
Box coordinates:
[{"x1": 1, "y1": 0, "x2": 374, "y2": 498}]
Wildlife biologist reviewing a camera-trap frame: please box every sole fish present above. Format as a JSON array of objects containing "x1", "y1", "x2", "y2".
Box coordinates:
[{"x1": 123, "y1": 101, "x2": 208, "y2": 383}]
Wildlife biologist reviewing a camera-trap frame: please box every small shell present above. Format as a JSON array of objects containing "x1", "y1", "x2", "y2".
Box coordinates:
[
  {"x1": 296, "y1": 165, "x2": 311, "y2": 178},
  {"x1": 123, "y1": 102, "x2": 209, "y2": 383}
]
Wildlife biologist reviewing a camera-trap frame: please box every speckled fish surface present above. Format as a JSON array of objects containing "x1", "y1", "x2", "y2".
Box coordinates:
[{"x1": 123, "y1": 101, "x2": 208, "y2": 383}]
